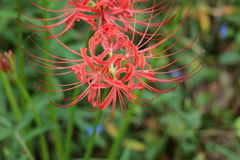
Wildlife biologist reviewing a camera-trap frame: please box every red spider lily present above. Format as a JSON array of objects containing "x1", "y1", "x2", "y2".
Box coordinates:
[
  {"x1": 19, "y1": 20, "x2": 203, "y2": 120},
  {"x1": 16, "y1": 0, "x2": 176, "y2": 39},
  {"x1": 0, "y1": 50, "x2": 14, "y2": 74}
]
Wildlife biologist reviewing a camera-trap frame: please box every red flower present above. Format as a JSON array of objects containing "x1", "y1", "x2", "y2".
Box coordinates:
[
  {"x1": 20, "y1": 22, "x2": 202, "y2": 120},
  {"x1": 16, "y1": 0, "x2": 176, "y2": 39},
  {"x1": 17, "y1": 0, "x2": 203, "y2": 120}
]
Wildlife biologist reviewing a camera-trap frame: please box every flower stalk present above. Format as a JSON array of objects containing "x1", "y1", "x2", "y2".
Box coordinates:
[
  {"x1": 64, "y1": 29, "x2": 95, "y2": 160},
  {"x1": 0, "y1": 51, "x2": 21, "y2": 121},
  {"x1": 84, "y1": 88, "x2": 110, "y2": 160},
  {"x1": 17, "y1": 0, "x2": 24, "y2": 83},
  {"x1": 12, "y1": 69, "x2": 50, "y2": 160},
  {"x1": 84, "y1": 110, "x2": 103, "y2": 160},
  {"x1": 41, "y1": 0, "x2": 63, "y2": 159},
  {"x1": 0, "y1": 71, "x2": 21, "y2": 121}
]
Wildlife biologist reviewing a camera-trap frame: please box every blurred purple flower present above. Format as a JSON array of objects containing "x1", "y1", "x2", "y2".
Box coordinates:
[
  {"x1": 86, "y1": 124, "x2": 103, "y2": 136},
  {"x1": 220, "y1": 24, "x2": 228, "y2": 38},
  {"x1": 169, "y1": 69, "x2": 182, "y2": 78}
]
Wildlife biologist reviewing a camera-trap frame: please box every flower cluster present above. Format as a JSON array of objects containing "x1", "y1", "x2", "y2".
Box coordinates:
[{"x1": 18, "y1": 0, "x2": 202, "y2": 119}]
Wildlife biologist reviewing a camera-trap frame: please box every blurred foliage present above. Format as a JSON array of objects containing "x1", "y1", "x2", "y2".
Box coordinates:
[{"x1": 0, "y1": 0, "x2": 240, "y2": 160}]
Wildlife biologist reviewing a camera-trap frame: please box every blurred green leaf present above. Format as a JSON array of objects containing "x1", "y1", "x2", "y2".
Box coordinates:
[
  {"x1": 214, "y1": 144, "x2": 239, "y2": 160},
  {"x1": 195, "y1": 92, "x2": 213, "y2": 108},
  {"x1": 120, "y1": 147, "x2": 131, "y2": 160},
  {"x1": 22, "y1": 124, "x2": 59, "y2": 141},
  {"x1": 185, "y1": 111, "x2": 202, "y2": 130},
  {"x1": 123, "y1": 139, "x2": 146, "y2": 152},
  {"x1": 0, "y1": 80, "x2": 7, "y2": 114},
  {"x1": 219, "y1": 50, "x2": 240, "y2": 65},
  {"x1": 226, "y1": 14, "x2": 240, "y2": 26},
  {"x1": 145, "y1": 134, "x2": 168, "y2": 160},
  {"x1": 73, "y1": 158, "x2": 107, "y2": 160},
  {"x1": 94, "y1": 136, "x2": 107, "y2": 148},
  {"x1": 0, "y1": 127, "x2": 14, "y2": 141},
  {"x1": 18, "y1": 155, "x2": 30, "y2": 160},
  {"x1": 160, "y1": 113, "x2": 186, "y2": 138},
  {"x1": 0, "y1": 116, "x2": 12, "y2": 128},
  {"x1": 15, "y1": 111, "x2": 33, "y2": 132},
  {"x1": 235, "y1": 32, "x2": 240, "y2": 43},
  {"x1": 14, "y1": 93, "x2": 50, "y2": 132},
  {"x1": 234, "y1": 116, "x2": 240, "y2": 138},
  {"x1": 0, "y1": 7, "x2": 16, "y2": 32}
]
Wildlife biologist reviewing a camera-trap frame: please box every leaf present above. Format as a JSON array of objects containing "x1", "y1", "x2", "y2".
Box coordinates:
[
  {"x1": 0, "y1": 81, "x2": 7, "y2": 113},
  {"x1": 219, "y1": 50, "x2": 240, "y2": 65},
  {"x1": 5, "y1": 140, "x2": 21, "y2": 160},
  {"x1": 73, "y1": 158, "x2": 108, "y2": 160},
  {"x1": 0, "y1": 8, "x2": 16, "y2": 18},
  {"x1": 145, "y1": 135, "x2": 168, "y2": 160},
  {"x1": 0, "y1": 128, "x2": 14, "y2": 141},
  {"x1": 22, "y1": 124, "x2": 59, "y2": 141},
  {"x1": 195, "y1": 92, "x2": 213, "y2": 108},
  {"x1": 235, "y1": 32, "x2": 240, "y2": 43},
  {"x1": 234, "y1": 116, "x2": 240, "y2": 138},
  {"x1": 123, "y1": 139, "x2": 146, "y2": 152},
  {"x1": 0, "y1": 116, "x2": 12, "y2": 128},
  {"x1": 15, "y1": 92, "x2": 54, "y2": 132},
  {"x1": 94, "y1": 136, "x2": 107, "y2": 149},
  {"x1": 15, "y1": 110, "x2": 33, "y2": 132},
  {"x1": 214, "y1": 144, "x2": 239, "y2": 160},
  {"x1": 18, "y1": 155, "x2": 30, "y2": 160},
  {"x1": 0, "y1": 7, "x2": 16, "y2": 32},
  {"x1": 226, "y1": 13, "x2": 240, "y2": 26},
  {"x1": 105, "y1": 122, "x2": 118, "y2": 138},
  {"x1": 120, "y1": 147, "x2": 131, "y2": 160},
  {"x1": 198, "y1": 10, "x2": 211, "y2": 33}
]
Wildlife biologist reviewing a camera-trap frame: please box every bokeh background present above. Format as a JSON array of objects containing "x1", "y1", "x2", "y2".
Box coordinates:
[{"x1": 0, "y1": 0, "x2": 240, "y2": 160}]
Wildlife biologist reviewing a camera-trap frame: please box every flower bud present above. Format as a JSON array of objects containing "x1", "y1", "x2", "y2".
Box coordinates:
[{"x1": 0, "y1": 50, "x2": 14, "y2": 74}]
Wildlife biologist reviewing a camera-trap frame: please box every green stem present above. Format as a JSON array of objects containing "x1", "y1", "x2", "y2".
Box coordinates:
[
  {"x1": 16, "y1": 0, "x2": 33, "y2": 153},
  {"x1": 107, "y1": 104, "x2": 134, "y2": 160},
  {"x1": 84, "y1": 88, "x2": 110, "y2": 160},
  {"x1": 107, "y1": 90, "x2": 141, "y2": 160},
  {"x1": 171, "y1": 0, "x2": 190, "y2": 32},
  {"x1": 107, "y1": 1, "x2": 190, "y2": 159},
  {"x1": 13, "y1": 74, "x2": 49, "y2": 160},
  {"x1": 64, "y1": 29, "x2": 94, "y2": 160},
  {"x1": 49, "y1": 105, "x2": 62, "y2": 160},
  {"x1": 0, "y1": 71, "x2": 21, "y2": 121},
  {"x1": 64, "y1": 104, "x2": 77, "y2": 160},
  {"x1": 42, "y1": 0, "x2": 63, "y2": 159},
  {"x1": 15, "y1": 132, "x2": 34, "y2": 160},
  {"x1": 84, "y1": 110, "x2": 103, "y2": 160},
  {"x1": 17, "y1": 0, "x2": 24, "y2": 84}
]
